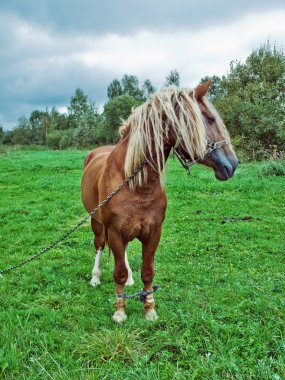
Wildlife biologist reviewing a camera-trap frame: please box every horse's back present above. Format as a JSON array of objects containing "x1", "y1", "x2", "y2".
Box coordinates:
[{"x1": 81, "y1": 145, "x2": 115, "y2": 214}]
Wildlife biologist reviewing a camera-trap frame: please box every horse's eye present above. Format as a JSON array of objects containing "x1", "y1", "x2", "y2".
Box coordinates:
[{"x1": 208, "y1": 117, "x2": 215, "y2": 125}]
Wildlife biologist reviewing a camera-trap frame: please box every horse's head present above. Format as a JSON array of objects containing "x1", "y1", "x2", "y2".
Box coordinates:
[{"x1": 173, "y1": 80, "x2": 238, "y2": 181}]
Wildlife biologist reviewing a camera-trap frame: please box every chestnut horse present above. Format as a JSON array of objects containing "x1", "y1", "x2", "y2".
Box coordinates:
[{"x1": 81, "y1": 80, "x2": 238, "y2": 323}]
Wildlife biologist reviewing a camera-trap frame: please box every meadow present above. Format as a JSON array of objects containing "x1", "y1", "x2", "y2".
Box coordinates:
[{"x1": 0, "y1": 149, "x2": 284, "y2": 379}]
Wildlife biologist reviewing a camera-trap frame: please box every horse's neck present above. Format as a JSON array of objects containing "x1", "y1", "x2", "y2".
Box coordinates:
[
  {"x1": 113, "y1": 136, "x2": 172, "y2": 190},
  {"x1": 145, "y1": 144, "x2": 172, "y2": 186}
]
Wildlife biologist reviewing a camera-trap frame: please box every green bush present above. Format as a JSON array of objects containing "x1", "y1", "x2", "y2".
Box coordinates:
[
  {"x1": 258, "y1": 160, "x2": 285, "y2": 177},
  {"x1": 59, "y1": 129, "x2": 75, "y2": 149},
  {"x1": 0, "y1": 144, "x2": 8, "y2": 154},
  {"x1": 215, "y1": 42, "x2": 285, "y2": 159},
  {"x1": 47, "y1": 130, "x2": 61, "y2": 149}
]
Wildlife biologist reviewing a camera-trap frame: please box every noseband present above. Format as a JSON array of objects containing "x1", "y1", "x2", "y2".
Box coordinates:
[{"x1": 174, "y1": 139, "x2": 227, "y2": 174}]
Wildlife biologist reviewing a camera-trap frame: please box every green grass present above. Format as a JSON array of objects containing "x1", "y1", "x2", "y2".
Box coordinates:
[{"x1": 0, "y1": 149, "x2": 284, "y2": 379}]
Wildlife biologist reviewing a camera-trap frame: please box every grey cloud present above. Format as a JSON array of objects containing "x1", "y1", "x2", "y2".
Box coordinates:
[
  {"x1": 1, "y1": 0, "x2": 284, "y2": 129},
  {"x1": 0, "y1": 20, "x2": 110, "y2": 128},
  {"x1": 0, "y1": 11, "x2": 110, "y2": 128},
  {"x1": 1, "y1": 57, "x2": 110, "y2": 128},
  {"x1": 1, "y1": 0, "x2": 284, "y2": 36}
]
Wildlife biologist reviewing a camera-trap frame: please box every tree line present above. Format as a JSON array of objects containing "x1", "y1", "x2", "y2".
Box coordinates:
[
  {"x1": 1, "y1": 41, "x2": 284, "y2": 160},
  {"x1": 0, "y1": 71, "x2": 179, "y2": 150}
]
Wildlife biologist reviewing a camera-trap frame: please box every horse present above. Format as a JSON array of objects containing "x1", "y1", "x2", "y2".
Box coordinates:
[{"x1": 81, "y1": 80, "x2": 238, "y2": 323}]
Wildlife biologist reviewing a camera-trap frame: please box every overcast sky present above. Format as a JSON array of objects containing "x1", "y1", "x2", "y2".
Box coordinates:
[{"x1": 1, "y1": 0, "x2": 284, "y2": 130}]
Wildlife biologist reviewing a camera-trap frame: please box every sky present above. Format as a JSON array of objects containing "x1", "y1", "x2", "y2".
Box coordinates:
[{"x1": 1, "y1": 0, "x2": 284, "y2": 130}]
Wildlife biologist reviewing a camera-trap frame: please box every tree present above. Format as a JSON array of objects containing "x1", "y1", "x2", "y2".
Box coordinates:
[
  {"x1": 103, "y1": 95, "x2": 139, "y2": 143},
  {"x1": 68, "y1": 88, "x2": 89, "y2": 128},
  {"x1": 107, "y1": 75, "x2": 147, "y2": 102},
  {"x1": 165, "y1": 69, "x2": 180, "y2": 87},
  {"x1": 0, "y1": 125, "x2": 4, "y2": 144},
  {"x1": 121, "y1": 74, "x2": 144, "y2": 101},
  {"x1": 49, "y1": 108, "x2": 64, "y2": 131},
  {"x1": 67, "y1": 88, "x2": 102, "y2": 147},
  {"x1": 11, "y1": 116, "x2": 32, "y2": 145},
  {"x1": 142, "y1": 79, "x2": 156, "y2": 98},
  {"x1": 73, "y1": 103, "x2": 102, "y2": 147},
  {"x1": 2, "y1": 130, "x2": 12, "y2": 145},
  {"x1": 106, "y1": 74, "x2": 156, "y2": 103},
  {"x1": 107, "y1": 79, "x2": 123, "y2": 99},
  {"x1": 29, "y1": 110, "x2": 49, "y2": 145},
  {"x1": 214, "y1": 41, "x2": 285, "y2": 159}
]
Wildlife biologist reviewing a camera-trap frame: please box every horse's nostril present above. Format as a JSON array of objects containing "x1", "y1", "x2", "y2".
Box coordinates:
[
  {"x1": 230, "y1": 161, "x2": 238, "y2": 175},
  {"x1": 230, "y1": 157, "x2": 239, "y2": 170},
  {"x1": 224, "y1": 165, "x2": 233, "y2": 177}
]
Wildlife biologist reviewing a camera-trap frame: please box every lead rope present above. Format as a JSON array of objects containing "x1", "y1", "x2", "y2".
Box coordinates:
[
  {"x1": 0, "y1": 139, "x2": 227, "y2": 276},
  {"x1": 116, "y1": 285, "x2": 160, "y2": 303},
  {"x1": 0, "y1": 160, "x2": 148, "y2": 276}
]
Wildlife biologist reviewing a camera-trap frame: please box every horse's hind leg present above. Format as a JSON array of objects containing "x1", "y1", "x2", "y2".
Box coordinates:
[{"x1": 90, "y1": 218, "x2": 105, "y2": 286}]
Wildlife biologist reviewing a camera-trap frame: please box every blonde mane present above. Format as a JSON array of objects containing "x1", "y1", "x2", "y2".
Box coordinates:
[{"x1": 119, "y1": 86, "x2": 221, "y2": 188}]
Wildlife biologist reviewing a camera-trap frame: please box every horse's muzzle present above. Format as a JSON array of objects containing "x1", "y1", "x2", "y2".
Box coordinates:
[{"x1": 211, "y1": 150, "x2": 238, "y2": 181}]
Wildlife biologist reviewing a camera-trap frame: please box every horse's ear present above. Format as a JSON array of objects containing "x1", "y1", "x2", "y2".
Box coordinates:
[{"x1": 194, "y1": 80, "x2": 212, "y2": 100}]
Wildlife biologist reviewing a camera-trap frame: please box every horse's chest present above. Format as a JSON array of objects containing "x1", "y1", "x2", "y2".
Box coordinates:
[
  {"x1": 104, "y1": 192, "x2": 166, "y2": 241},
  {"x1": 120, "y1": 213, "x2": 161, "y2": 241}
]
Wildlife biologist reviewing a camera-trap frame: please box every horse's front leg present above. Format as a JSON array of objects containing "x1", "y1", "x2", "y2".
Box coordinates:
[
  {"x1": 141, "y1": 226, "x2": 162, "y2": 321},
  {"x1": 108, "y1": 227, "x2": 129, "y2": 323}
]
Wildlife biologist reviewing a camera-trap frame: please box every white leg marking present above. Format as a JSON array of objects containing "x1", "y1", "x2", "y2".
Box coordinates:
[
  {"x1": 90, "y1": 248, "x2": 102, "y2": 286},
  {"x1": 145, "y1": 295, "x2": 159, "y2": 321},
  {"x1": 145, "y1": 308, "x2": 159, "y2": 321},
  {"x1": 112, "y1": 296, "x2": 127, "y2": 323},
  {"x1": 112, "y1": 309, "x2": 127, "y2": 323},
  {"x1": 125, "y1": 251, "x2": 134, "y2": 286}
]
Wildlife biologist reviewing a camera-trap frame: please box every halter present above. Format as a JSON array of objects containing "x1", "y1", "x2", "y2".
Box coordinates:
[{"x1": 174, "y1": 139, "x2": 228, "y2": 175}]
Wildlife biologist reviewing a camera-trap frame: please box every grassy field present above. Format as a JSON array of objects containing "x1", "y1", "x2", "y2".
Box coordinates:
[{"x1": 0, "y1": 149, "x2": 284, "y2": 379}]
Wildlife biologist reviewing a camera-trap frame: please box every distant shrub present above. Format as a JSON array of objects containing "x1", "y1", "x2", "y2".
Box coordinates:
[
  {"x1": 47, "y1": 131, "x2": 61, "y2": 149},
  {"x1": 231, "y1": 137, "x2": 285, "y2": 162},
  {"x1": 59, "y1": 129, "x2": 75, "y2": 149},
  {"x1": 0, "y1": 144, "x2": 48, "y2": 154},
  {"x1": 59, "y1": 134, "x2": 70, "y2": 149},
  {"x1": 0, "y1": 144, "x2": 8, "y2": 154},
  {"x1": 18, "y1": 144, "x2": 48, "y2": 151},
  {"x1": 258, "y1": 160, "x2": 285, "y2": 178}
]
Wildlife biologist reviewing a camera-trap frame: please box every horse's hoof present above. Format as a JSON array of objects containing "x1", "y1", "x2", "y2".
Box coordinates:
[
  {"x1": 145, "y1": 309, "x2": 159, "y2": 321},
  {"x1": 125, "y1": 277, "x2": 134, "y2": 286},
  {"x1": 90, "y1": 276, "x2": 101, "y2": 286},
  {"x1": 112, "y1": 310, "x2": 127, "y2": 323}
]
